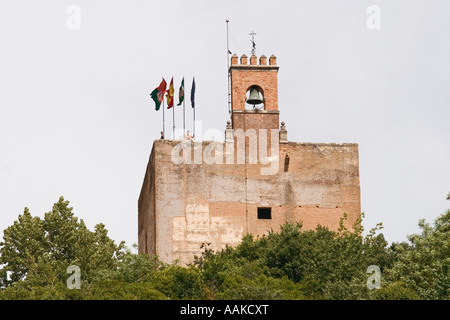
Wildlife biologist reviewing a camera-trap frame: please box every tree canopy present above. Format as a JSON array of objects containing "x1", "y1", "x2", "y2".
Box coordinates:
[{"x1": 0, "y1": 196, "x2": 448, "y2": 300}]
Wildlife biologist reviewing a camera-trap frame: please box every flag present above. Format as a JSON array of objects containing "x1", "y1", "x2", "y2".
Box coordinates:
[
  {"x1": 190, "y1": 77, "x2": 195, "y2": 109},
  {"x1": 150, "y1": 78, "x2": 167, "y2": 111},
  {"x1": 166, "y1": 77, "x2": 174, "y2": 109},
  {"x1": 177, "y1": 77, "x2": 184, "y2": 106}
]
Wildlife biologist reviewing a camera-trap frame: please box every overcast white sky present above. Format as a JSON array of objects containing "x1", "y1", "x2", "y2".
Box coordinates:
[{"x1": 0, "y1": 0, "x2": 449, "y2": 250}]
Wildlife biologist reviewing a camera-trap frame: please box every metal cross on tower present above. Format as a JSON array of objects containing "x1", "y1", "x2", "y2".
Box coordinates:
[{"x1": 249, "y1": 31, "x2": 257, "y2": 55}]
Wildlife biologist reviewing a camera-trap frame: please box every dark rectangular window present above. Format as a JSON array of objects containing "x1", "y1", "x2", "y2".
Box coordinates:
[{"x1": 257, "y1": 207, "x2": 271, "y2": 219}]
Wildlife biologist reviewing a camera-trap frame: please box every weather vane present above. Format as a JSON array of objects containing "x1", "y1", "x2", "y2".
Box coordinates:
[{"x1": 249, "y1": 31, "x2": 257, "y2": 55}]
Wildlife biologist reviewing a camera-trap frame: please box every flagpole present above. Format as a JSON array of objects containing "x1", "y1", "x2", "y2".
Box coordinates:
[
  {"x1": 173, "y1": 100, "x2": 175, "y2": 139},
  {"x1": 162, "y1": 99, "x2": 165, "y2": 137},
  {"x1": 226, "y1": 19, "x2": 231, "y2": 116},
  {"x1": 192, "y1": 77, "x2": 196, "y2": 139},
  {"x1": 183, "y1": 93, "x2": 186, "y2": 138},
  {"x1": 193, "y1": 101, "x2": 195, "y2": 139}
]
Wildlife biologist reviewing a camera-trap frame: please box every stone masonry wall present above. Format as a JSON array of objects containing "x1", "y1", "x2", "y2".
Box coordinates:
[
  {"x1": 230, "y1": 54, "x2": 279, "y2": 111},
  {"x1": 138, "y1": 139, "x2": 360, "y2": 265}
]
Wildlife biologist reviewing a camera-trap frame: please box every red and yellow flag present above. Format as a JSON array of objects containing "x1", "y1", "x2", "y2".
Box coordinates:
[{"x1": 166, "y1": 77, "x2": 174, "y2": 109}]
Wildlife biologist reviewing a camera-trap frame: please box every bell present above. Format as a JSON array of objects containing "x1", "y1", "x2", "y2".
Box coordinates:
[{"x1": 246, "y1": 87, "x2": 263, "y2": 105}]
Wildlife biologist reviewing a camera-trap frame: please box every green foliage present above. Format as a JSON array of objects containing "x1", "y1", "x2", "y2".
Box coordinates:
[
  {"x1": 385, "y1": 210, "x2": 450, "y2": 299},
  {"x1": 1, "y1": 197, "x2": 449, "y2": 300},
  {"x1": 0, "y1": 279, "x2": 169, "y2": 300},
  {"x1": 370, "y1": 281, "x2": 420, "y2": 300},
  {"x1": 91, "y1": 245, "x2": 161, "y2": 284},
  {"x1": 0, "y1": 207, "x2": 47, "y2": 285},
  {"x1": 0, "y1": 196, "x2": 125, "y2": 288},
  {"x1": 86, "y1": 281, "x2": 168, "y2": 300},
  {"x1": 195, "y1": 214, "x2": 393, "y2": 300},
  {"x1": 147, "y1": 265, "x2": 204, "y2": 300},
  {"x1": 0, "y1": 281, "x2": 67, "y2": 300},
  {"x1": 217, "y1": 274, "x2": 305, "y2": 300}
]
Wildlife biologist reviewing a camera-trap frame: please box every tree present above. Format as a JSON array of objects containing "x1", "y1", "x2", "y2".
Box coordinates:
[
  {"x1": 195, "y1": 213, "x2": 393, "y2": 300},
  {"x1": 92, "y1": 245, "x2": 162, "y2": 284},
  {"x1": 0, "y1": 207, "x2": 47, "y2": 287},
  {"x1": 3, "y1": 197, "x2": 448, "y2": 300},
  {"x1": 370, "y1": 281, "x2": 420, "y2": 300},
  {"x1": 386, "y1": 210, "x2": 450, "y2": 299},
  {"x1": 217, "y1": 274, "x2": 305, "y2": 300},
  {"x1": 0, "y1": 196, "x2": 125, "y2": 289},
  {"x1": 85, "y1": 281, "x2": 168, "y2": 300}
]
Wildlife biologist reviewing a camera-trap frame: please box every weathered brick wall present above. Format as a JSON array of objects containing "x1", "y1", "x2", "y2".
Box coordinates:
[
  {"x1": 230, "y1": 54, "x2": 279, "y2": 111},
  {"x1": 138, "y1": 54, "x2": 360, "y2": 265},
  {"x1": 232, "y1": 110, "x2": 279, "y2": 131},
  {"x1": 138, "y1": 146, "x2": 156, "y2": 256},
  {"x1": 138, "y1": 139, "x2": 361, "y2": 265}
]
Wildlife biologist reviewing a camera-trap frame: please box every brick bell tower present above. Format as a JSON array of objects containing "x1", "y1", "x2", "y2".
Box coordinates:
[
  {"x1": 229, "y1": 53, "x2": 280, "y2": 135},
  {"x1": 138, "y1": 49, "x2": 361, "y2": 266}
]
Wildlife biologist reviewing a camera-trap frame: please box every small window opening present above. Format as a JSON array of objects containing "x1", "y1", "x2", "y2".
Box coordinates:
[{"x1": 257, "y1": 207, "x2": 272, "y2": 219}]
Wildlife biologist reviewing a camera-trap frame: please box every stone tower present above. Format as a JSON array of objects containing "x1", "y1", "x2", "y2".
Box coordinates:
[
  {"x1": 230, "y1": 53, "x2": 279, "y2": 133},
  {"x1": 138, "y1": 54, "x2": 361, "y2": 265}
]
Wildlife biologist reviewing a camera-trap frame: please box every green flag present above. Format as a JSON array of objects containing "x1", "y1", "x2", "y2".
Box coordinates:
[
  {"x1": 177, "y1": 77, "x2": 184, "y2": 106},
  {"x1": 150, "y1": 79, "x2": 167, "y2": 111}
]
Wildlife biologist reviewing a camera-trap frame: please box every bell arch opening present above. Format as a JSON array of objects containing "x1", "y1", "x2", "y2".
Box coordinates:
[{"x1": 245, "y1": 85, "x2": 265, "y2": 110}]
